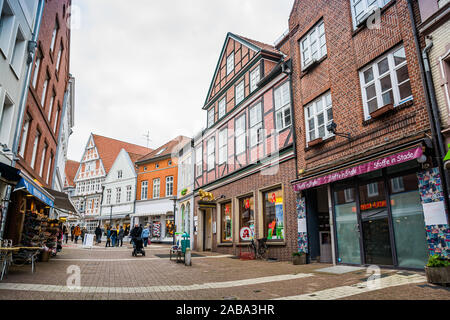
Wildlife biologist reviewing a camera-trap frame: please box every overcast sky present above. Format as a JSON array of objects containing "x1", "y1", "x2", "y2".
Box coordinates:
[{"x1": 68, "y1": 0, "x2": 295, "y2": 161}]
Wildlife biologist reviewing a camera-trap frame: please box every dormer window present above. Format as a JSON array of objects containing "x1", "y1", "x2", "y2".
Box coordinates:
[{"x1": 227, "y1": 52, "x2": 234, "y2": 75}]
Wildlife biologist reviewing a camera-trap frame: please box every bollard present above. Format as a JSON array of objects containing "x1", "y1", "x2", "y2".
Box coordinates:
[{"x1": 185, "y1": 248, "x2": 192, "y2": 266}]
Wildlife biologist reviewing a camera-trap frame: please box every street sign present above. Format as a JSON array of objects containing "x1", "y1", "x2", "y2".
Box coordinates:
[
  {"x1": 82, "y1": 234, "x2": 94, "y2": 248},
  {"x1": 240, "y1": 227, "x2": 253, "y2": 241}
]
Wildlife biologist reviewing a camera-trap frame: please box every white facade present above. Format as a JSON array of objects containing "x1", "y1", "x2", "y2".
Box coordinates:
[{"x1": 100, "y1": 149, "x2": 136, "y2": 225}]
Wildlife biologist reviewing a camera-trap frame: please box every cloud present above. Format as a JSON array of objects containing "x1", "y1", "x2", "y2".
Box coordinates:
[{"x1": 68, "y1": 0, "x2": 295, "y2": 161}]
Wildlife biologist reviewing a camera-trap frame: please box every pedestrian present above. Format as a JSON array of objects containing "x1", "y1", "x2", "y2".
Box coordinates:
[
  {"x1": 111, "y1": 225, "x2": 117, "y2": 247},
  {"x1": 70, "y1": 225, "x2": 75, "y2": 242},
  {"x1": 81, "y1": 227, "x2": 86, "y2": 243},
  {"x1": 95, "y1": 225, "x2": 102, "y2": 244},
  {"x1": 130, "y1": 224, "x2": 142, "y2": 248},
  {"x1": 74, "y1": 225, "x2": 81, "y2": 244},
  {"x1": 105, "y1": 226, "x2": 111, "y2": 248},
  {"x1": 63, "y1": 225, "x2": 69, "y2": 244},
  {"x1": 118, "y1": 226, "x2": 124, "y2": 247},
  {"x1": 141, "y1": 225, "x2": 150, "y2": 248}
]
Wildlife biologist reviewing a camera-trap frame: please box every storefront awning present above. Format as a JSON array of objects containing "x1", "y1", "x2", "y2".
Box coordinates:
[
  {"x1": 0, "y1": 162, "x2": 21, "y2": 185},
  {"x1": 96, "y1": 214, "x2": 129, "y2": 221},
  {"x1": 44, "y1": 188, "x2": 78, "y2": 215},
  {"x1": 14, "y1": 175, "x2": 54, "y2": 207},
  {"x1": 292, "y1": 146, "x2": 423, "y2": 192},
  {"x1": 131, "y1": 212, "x2": 171, "y2": 217}
]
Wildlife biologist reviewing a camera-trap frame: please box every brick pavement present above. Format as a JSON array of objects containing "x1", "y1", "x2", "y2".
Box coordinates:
[{"x1": 0, "y1": 242, "x2": 449, "y2": 300}]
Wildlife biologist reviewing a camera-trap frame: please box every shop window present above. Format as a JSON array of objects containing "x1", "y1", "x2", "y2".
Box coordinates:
[
  {"x1": 221, "y1": 202, "x2": 232, "y2": 242},
  {"x1": 262, "y1": 188, "x2": 284, "y2": 241},
  {"x1": 166, "y1": 218, "x2": 174, "y2": 238},
  {"x1": 239, "y1": 196, "x2": 254, "y2": 240}
]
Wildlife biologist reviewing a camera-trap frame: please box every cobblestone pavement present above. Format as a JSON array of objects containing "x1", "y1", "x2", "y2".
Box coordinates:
[{"x1": 0, "y1": 242, "x2": 449, "y2": 300}]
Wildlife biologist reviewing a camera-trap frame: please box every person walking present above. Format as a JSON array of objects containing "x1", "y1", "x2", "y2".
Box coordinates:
[
  {"x1": 111, "y1": 226, "x2": 117, "y2": 247},
  {"x1": 141, "y1": 225, "x2": 150, "y2": 248},
  {"x1": 105, "y1": 226, "x2": 111, "y2": 248},
  {"x1": 81, "y1": 227, "x2": 86, "y2": 243},
  {"x1": 130, "y1": 224, "x2": 142, "y2": 248},
  {"x1": 95, "y1": 225, "x2": 102, "y2": 244},
  {"x1": 70, "y1": 225, "x2": 75, "y2": 242},
  {"x1": 73, "y1": 225, "x2": 81, "y2": 244},
  {"x1": 63, "y1": 225, "x2": 69, "y2": 244},
  {"x1": 118, "y1": 226, "x2": 124, "y2": 247}
]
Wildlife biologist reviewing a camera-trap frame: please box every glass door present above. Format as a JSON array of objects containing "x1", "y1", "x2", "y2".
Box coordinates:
[{"x1": 359, "y1": 180, "x2": 394, "y2": 266}]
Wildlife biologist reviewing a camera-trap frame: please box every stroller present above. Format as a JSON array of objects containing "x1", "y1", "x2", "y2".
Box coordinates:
[{"x1": 132, "y1": 237, "x2": 145, "y2": 257}]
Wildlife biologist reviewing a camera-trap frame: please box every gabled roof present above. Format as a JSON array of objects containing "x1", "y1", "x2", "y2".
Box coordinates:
[
  {"x1": 203, "y1": 32, "x2": 283, "y2": 109},
  {"x1": 92, "y1": 134, "x2": 152, "y2": 174},
  {"x1": 137, "y1": 136, "x2": 191, "y2": 164},
  {"x1": 65, "y1": 160, "x2": 80, "y2": 187}
]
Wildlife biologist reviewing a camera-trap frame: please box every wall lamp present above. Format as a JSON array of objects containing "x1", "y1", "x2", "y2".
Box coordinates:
[{"x1": 326, "y1": 121, "x2": 351, "y2": 140}]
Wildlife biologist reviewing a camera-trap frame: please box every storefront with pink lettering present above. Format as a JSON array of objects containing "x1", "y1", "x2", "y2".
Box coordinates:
[{"x1": 292, "y1": 144, "x2": 448, "y2": 270}]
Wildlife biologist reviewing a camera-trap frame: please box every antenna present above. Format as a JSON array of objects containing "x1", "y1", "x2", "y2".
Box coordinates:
[{"x1": 143, "y1": 131, "x2": 152, "y2": 149}]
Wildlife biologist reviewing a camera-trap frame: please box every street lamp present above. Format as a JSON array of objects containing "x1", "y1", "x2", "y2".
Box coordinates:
[{"x1": 171, "y1": 196, "x2": 177, "y2": 245}]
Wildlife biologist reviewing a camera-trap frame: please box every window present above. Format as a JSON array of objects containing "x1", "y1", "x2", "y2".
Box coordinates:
[
  {"x1": 32, "y1": 51, "x2": 42, "y2": 88},
  {"x1": 116, "y1": 187, "x2": 121, "y2": 204},
  {"x1": 18, "y1": 115, "x2": 30, "y2": 157},
  {"x1": 274, "y1": 82, "x2": 291, "y2": 131},
  {"x1": 226, "y1": 52, "x2": 234, "y2": 75},
  {"x1": 30, "y1": 131, "x2": 40, "y2": 169},
  {"x1": 46, "y1": 154, "x2": 53, "y2": 184},
  {"x1": 305, "y1": 92, "x2": 333, "y2": 143},
  {"x1": 235, "y1": 80, "x2": 245, "y2": 105},
  {"x1": 0, "y1": 94, "x2": 14, "y2": 145},
  {"x1": 438, "y1": 0, "x2": 450, "y2": 8},
  {"x1": 94, "y1": 198, "x2": 99, "y2": 209},
  {"x1": 195, "y1": 146, "x2": 202, "y2": 177},
  {"x1": 141, "y1": 181, "x2": 148, "y2": 200},
  {"x1": 207, "y1": 108, "x2": 214, "y2": 128},
  {"x1": 10, "y1": 27, "x2": 26, "y2": 75},
  {"x1": 391, "y1": 177, "x2": 405, "y2": 193},
  {"x1": 117, "y1": 170, "x2": 123, "y2": 179},
  {"x1": 53, "y1": 106, "x2": 60, "y2": 132},
  {"x1": 250, "y1": 66, "x2": 261, "y2": 92},
  {"x1": 39, "y1": 143, "x2": 47, "y2": 177},
  {"x1": 218, "y1": 128, "x2": 227, "y2": 165},
  {"x1": 166, "y1": 176, "x2": 174, "y2": 196},
  {"x1": 350, "y1": 0, "x2": 392, "y2": 29},
  {"x1": 168, "y1": 160, "x2": 172, "y2": 166},
  {"x1": 126, "y1": 185, "x2": 132, "y2": 202},
  {"x1": 367, "y1": 183, "x2": 379, "y2": 197},
  {"x1": 155, "y1": 163, "x2": 159, "y2": 169},
  {"x1": 235, "y1": 114, "x2": 246, "y2": 155},
  {"x1": 207, "y1": 137, "x2": 215, "y2": 171},
  {"x1": 106, "y1": 189, "x2": 111, "y2": 204},
  {"x1": 221, "y1": 202, "x2": 232, "y2": 242},
  {"x1": 360, "y1": 46, "x2": 413, "y2": 120},
  {"x1": 56, "y1": 42, "x2": 63, "y2": 72},
  {"x1": 48, "y1": 92, "x2": 55, "y2": 122},
  {"x1": 239, "y1": 196, "x2": 254, "y2": 240},
  {"x1": 153, "y1": 178, "x2": 160, "y2": 199},
  {"x1": 218, "y1": 97, "x2": 226, "y2": 119},
  {"x1": 300, "y1": 19, "x2": 326, "y2": 69},
  {"x1": 344, "y1": 188, "x2": 355, "y2": 203},
  {"x1": 50, "y1": 19, "x2": 59, "y2": 53},
  {"x1": 263, "y1": 188, "x2": 284, "y2": 241},
  {"x1": 249, "y1": 102, "x2": 263, "y2": 147},
  {"x1": 41, "y1": 74, "x2": 49, "y2": 107},
  {"x1": 0, "y1": 1, "x2": 15, "y2": 57}
]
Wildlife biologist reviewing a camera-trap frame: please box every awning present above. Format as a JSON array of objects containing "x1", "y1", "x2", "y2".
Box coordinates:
[
  {"x1": 96, "y1": 214, "x2": 129, "y2": 221},
  {"x1": 292, "y1": 146, "x2": 423, "y2": 192},
  {"x1": 44, "y1": 188, "x2": 77, "y2": 214},
  {"x1": 14, "y1": 175, "x2": 54, "y2": 207},
  {"x1": 131, "y1": 212, "x2": 171, "y2": 217},
  {"x1": 0, "y1": 162, "x2": 21, "y2": 185}
]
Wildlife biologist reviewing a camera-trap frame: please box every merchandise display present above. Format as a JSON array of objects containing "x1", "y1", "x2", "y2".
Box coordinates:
[{"x1": 152, "y1": 222, "x2": 161, "y2": 238}]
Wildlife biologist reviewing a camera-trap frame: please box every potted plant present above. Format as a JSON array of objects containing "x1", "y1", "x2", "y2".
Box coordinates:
[
  {"x1": 292, "y1": 252, "x2": 306, "y2": 265},
  {"x1": 425, "y1": 255, "x2": 450, "y2": 286}
]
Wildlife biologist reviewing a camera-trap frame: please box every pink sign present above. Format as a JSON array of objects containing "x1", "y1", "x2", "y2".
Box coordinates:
[{"x1": 292, "y1": 147, "x2": 423, "y2": 192}]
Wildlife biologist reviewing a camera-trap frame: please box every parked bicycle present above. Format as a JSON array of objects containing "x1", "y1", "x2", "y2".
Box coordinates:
[{"x1": 249, "y1": 237, "x2": 269, "y2": 260}]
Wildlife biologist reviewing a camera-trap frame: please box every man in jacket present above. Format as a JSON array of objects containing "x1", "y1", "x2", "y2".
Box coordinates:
[
  {"x1": 74, "y1": 225, "x2": 81, "y2": 244},
  {"x1": 95, "y1": 225, "x2": 102, "y2": 244},
  {"x1": 130, "y1": 224, "x2": 142, "y2": 247}
]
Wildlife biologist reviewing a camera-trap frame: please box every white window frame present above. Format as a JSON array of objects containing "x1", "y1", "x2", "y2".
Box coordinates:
[
  {"x1": 0, "y1": 1, "x2": 15, "y2": 58},
  {"x1": 166, "y1": 176, "x2": 174, "y2": 197},
  {"x1": 350, "y1": 0, "x2": 392, "y2": 29},
  {"x1": 10, "y1": 26, "x2": 27, "y2": 77},
  {"x1": 141, "y1": 181, "x2": 148, "y2": 200},
  {"x1": 249, "y1": 102, "x2": 263, "y2": 147},
  {"x1": 47, "y1": 92, "x2": 55, "y2": 122},
  {"x1": 126, "y1": 185, "x2": 132, "y2": 202},
  {"x1": 46, "y1": 154, "x2": 52, "y2": 184},
  {"x1": 235, "y1": 114, "x2": 246, "y2": 155},
  {"x1": 32, "y1": 53, "x2": 41, "y2": 89},
  {"x1": 391, "y1": 177, "x2": 405, "y2": 193},
  {"x1": 359, "y1": 46, "x2": 413, "y2": 120},
  {"x1": 116, "y1": 187, "x2": 121, "y2": 204},
  {"x1": 117, "y1": 170, "x2": 123, "y2": 179},
  {"x1": 367, "y1": 183, "x2": 379, "y2": 197},
  {"x1": 250, "y1": 66, "x2": 261, "y2": 92},
  {"x1": 304, "y1": 92, "x2": 334, "y2": 143},
  {"x1": 207, "y1": 108, "x2": 214, "y2": 128},
  {"x1": 344, "y1": 188, "x2": 354, "y2": 203},
  {"x1": 274, "y1": 82, "x2": 292, "y2": 131},
  {"x1": 106, "y1": 189, "x2": 111, "y2": 204},
  {"x1": 235, "y1": 80, "x2": 245, "y2": 105},
  {"x1": 195, "y1": 146, "x2": 202, "y2": 177},
  {"x1": 39, "y1": 144, "x2": 47, "y2": 177},
  {"x1": 50, "y1": 19, "x2": 59, "y2": 52},
  {"x1": 53, "y1": 106, "x2": 59, "y2": 132},
  {"x1": 207, "y1": 137, "x2": 215, "y2": 171},
  {"x1": 218, "y1": 97, "x2": 226, "y2": 119},
  {"x1": 153, "y1": 178, "x2": 160, "y2": 199},
  {"x1": 218, "y1": 128, "x2": 227, "y2": 165},
  {"x1": 55, "y1": 42, "x2": 63, "y2": 72},
  {"x1": 19, "y1": 116, "x2": 30, "y2": 158},
  {"x1": 41, "y1": 75, "x2": 49, "y2": 108},
  {"x1": 30, "y1": 131, "x2": 40, "y2": 169},
  {"x1": 226, "y1": 52, "x2": 234, "y2": 75},
  {"x1": 300, "y1": 19, "x2": 327, "y2": 69}
]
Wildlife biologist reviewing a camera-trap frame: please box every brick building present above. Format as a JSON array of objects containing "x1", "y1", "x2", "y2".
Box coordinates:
[
  {"x1": 133, "y1": 136, "x2": 189, "y2": 243},
  {"x1": 192, "y1": 33, "x2": 298, "y2": 261},
  {"x1": 288, "y1": 0, "x2": 449, "y2": 268}
]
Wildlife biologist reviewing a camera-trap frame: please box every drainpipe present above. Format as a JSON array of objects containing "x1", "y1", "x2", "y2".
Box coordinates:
[{"x1": 406, "y1": 0, "x2": 450, "y2": 220}]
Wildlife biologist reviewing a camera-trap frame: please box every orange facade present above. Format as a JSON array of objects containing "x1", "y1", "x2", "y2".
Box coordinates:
[{"x1": 136, "y1": 157, "x2": 179, "y2": 200}]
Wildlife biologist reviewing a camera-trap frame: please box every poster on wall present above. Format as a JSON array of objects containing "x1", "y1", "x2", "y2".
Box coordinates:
[
  {"x1": 298, "y1": 218, "x2": 307, "y2": 233},
  {"x1": 423, "y1": 201, "x2": 448, "y2": 226}
]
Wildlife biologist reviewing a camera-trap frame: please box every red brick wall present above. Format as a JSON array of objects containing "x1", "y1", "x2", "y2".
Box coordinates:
[{"x1": 16, "y1": 0, "x2": 72, "y2": 187}]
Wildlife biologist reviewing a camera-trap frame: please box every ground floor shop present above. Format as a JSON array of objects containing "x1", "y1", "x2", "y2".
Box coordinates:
[
  {"x1": 176, "y1": 196, "x2": 194, "y2": 248},
  {"x1": 193, "y1": 158, "x2": 298, "y2": 261},
  {"x1": 293, "y1": 144, "x2": 450, "y2": 269},
  {"x1": 131, "y1": 214, "x2": 175, "y2": 243}
]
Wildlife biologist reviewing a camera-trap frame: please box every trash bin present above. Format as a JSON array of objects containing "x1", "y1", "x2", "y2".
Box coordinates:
[
  {"x1": 40, "y1": 250, "x2": 50, "y2": 262},
  {"x1": 181, "y1": 233, "x2": 190, "y2": 254}
]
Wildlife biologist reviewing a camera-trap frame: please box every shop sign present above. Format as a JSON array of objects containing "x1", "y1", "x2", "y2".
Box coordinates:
[
  {"x1": 244, "y1": 199, "x2": 250, "y2": 209},
  {"x1": 240, "y1": 227, "x2": 253, "y2": 241},
  {"x1": 293, "y1": 147, "x2": 423, "y2": 192},
  {"x1": 360, "y1": 200, "x2": 387, "y2": 211},
  {"x1": 15, "y1": 177, "x2": 54, "y2": 207}
]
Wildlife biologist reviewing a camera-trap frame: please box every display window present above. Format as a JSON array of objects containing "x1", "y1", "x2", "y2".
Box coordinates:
[
  {"x1": 221, "y1": 202, "x2": 232, "y2": 242},
  {"x1": 263, "y1": 188, "x2": 284, "y2": 241},
  {"x1": 166, "y1": 219, "x2": 175, "y2": 238},
  {"x1": 239, "y1": 196, "x2": 254, "y2": 240}
]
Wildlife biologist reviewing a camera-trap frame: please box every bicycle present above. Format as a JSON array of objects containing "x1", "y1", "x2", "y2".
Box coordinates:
[{"x1": 249, "y1": 237, "x2": 269, "y2": 260}]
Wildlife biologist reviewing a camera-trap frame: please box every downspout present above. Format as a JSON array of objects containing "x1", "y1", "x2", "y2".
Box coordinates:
[
  {"x1": 407, "y1": 0, "x2": 450, "y2": 220},
  {"x1": 0, "y1": 0, "x2": 45, "y2": 241}
]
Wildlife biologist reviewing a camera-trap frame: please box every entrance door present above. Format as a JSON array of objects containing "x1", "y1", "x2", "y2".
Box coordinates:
[
  {"x1": 203, "y1": 209, "x2": 212, "y2": 251},
  {"x1": 359, "y1": 180, "x2": 394, "y2": 266}
]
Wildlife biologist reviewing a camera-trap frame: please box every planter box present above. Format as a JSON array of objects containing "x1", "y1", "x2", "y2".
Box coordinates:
[
  {"x1": 293, "y1": 255, "x2": 306, "y2": 265},
  {"x1": 370, "y1": 103, "x2": 394, "y2": 119},
  {"x1": 425, "y1": 266, "x2": 450, "y2": 285}
]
